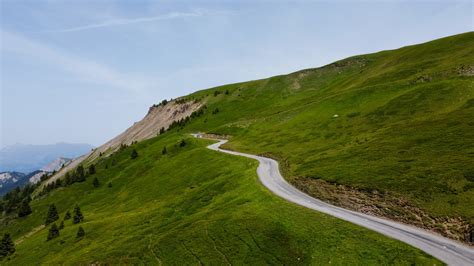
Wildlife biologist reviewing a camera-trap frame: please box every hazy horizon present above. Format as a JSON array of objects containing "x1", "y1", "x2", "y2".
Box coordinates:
[{"x1": 1, "y1": 0, "x2": 472, "y2": 148}]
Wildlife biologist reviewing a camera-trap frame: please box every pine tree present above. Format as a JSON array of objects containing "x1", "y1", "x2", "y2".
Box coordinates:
[
  {"x1": 64, "y1": 210, "x2": 71, "y2": 220},
  {"x1": 76, "y1": 165, "x2": 86, "y2": 182},
  {"x1": 160, "y1": 127, "x2": 165, "y2": 134},
  {"x1": 0, "y1": 233, "x2": 15, "y2": 258},
  {"x1": 107, "y1": 182, "x2": 112, "y2": 188},
  {"x1": 47, "y1": 223, "x2": 59, "y2": 241},
  {"x1": 131, "y1": 149, "x2": 138, "y2": 159},
  {"x1": 76, "y1": 226, "x2": 85, "y2": 239},
  {"x1": 180, "y1": 139, "x2": 186, "y2": 147},
  {"x1": 65, "y1": 172, "x2": 72, "y2": 185},
  {"x1": 59, "y1": 220, "x2": 64, "y2": 230},
  {"x1": 18, "y1": 199, "x2": 32, "y2": 217},
  {"x1": 93, "y1": 177, "x2": 100, "y2": 188},
  {"x1": 88, "y1": 164, "x2": 96, "y2": 175},
  {"x1": 45, "y1": 204, "x2": 59, "y2": 225},
  {"x1": 162, "y1": 146, "x2": 167, "y2": 155},
  {"x1": 73, "y1": 205, "x2": 84, "y2": 224}
]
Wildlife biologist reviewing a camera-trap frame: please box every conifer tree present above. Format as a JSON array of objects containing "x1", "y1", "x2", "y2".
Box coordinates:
[
  {"x1": 64, "y1": 172, "x2": 72, "y2": 185},
  {"x1": 45, "y1": 204, "x2": 59, "y2": 225},
  {"x1": 47, "y1": 223, "x2": 59, "y2": 241},
  {"x1": 76, "y1": 165, "x2": 85, "y2": 182},
  {"x1": 108, "y1": 182, "x2": 112, "y2": 188},
  {"x1": 64, "y1": 210, "x2": 71, "y2": 220},
  {"x1": 180, "y1": 139, "x2": 186, "y2": 147},
  {"x1": 88, "y1": 164, "x2": 96, "y2": 175},
  {"x1": 162, "y1": 146, "x2": 167, "y2": 155},
  {"x1": 93, "y1": 177, "x2": 100, "y2": 188},
  {"x1": 18, "y1": 199, "x2": 32, "y2": 217},
  {"x1": 160, "y1": 127, "x2": 165, "y2": 134},
  {"x1": 131, "y1": 149, "x2": 138, "y2": 159},
  {"x1": 73, "y1": 205, "x2": 84, "y2": 224},
  {"x1": 0, "y1": 233, "x2": 15, "y2": 258},
  {"x1": 76, "y1": 226, "x2": 85, "y2": 239}
]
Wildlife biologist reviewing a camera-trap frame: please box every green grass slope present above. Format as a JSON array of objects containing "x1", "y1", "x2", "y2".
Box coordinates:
[
  {"x1": 180, "y1": 32, "x2": 474, "y2": 241},
  {"x1": 1, "y1": 32, "x2": 471, "y2": 264},
  {"x1": 0, "y1": 134, "x2": 438, "y2": 264}
]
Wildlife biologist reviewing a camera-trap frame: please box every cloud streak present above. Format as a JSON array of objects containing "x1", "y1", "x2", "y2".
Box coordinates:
[
  {"x1": 1, "y1": 30, "x2": 154, "y2": 95},
  {"x1": 45, "y1": 10, "x2": 204, "y2": 33}
]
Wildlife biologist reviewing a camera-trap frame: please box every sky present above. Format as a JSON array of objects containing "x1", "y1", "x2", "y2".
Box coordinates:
[{"x1": 0, "y1": 0, "x2": 472, "y2": 148}]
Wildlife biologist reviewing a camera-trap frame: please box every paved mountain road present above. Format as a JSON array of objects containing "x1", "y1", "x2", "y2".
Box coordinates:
[{"x1": 197, "y1": 136, "x2": 474, "y2": 265}]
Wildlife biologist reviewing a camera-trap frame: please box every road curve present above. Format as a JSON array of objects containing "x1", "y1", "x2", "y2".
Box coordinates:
[{"x1": 198, "y1": 136, "x2": 474, "y2": 265}]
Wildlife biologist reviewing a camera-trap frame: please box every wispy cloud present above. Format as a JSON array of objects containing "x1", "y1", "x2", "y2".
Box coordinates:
[
  {"x1": 44, "y1": 10, "x2": 204, "y2": 33},
  {"x1": 1, "y1": 30, "x2": 154, "y2": 95}
]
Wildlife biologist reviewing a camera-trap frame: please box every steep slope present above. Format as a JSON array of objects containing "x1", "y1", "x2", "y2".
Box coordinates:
[
  {"x1": 183, "y1": 32, "x2": 474, "y2": 242},
  {"x1": 0, "y1": 134, "x2": 437, "y2": 264},
  {"x1": 41, "y1": 158, "x2": 71, "y2": 173},
  {"x1": 1, "y1": 32, "x2": 471, "y2": 264},
  {"x1": 46, "y1": 100, "x2": 202, "y2": 185}
]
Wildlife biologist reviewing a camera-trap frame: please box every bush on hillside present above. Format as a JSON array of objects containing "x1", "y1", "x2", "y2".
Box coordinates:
[
  {"x1": 93, "y1": 177, "x2": 100, "y2": 188},
  {"x1": 131, "y1": 149, "x2": 138, "y2": 159}
]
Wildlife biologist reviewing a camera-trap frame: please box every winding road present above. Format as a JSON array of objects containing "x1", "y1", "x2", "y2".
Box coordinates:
[{"x1": 196, "y1": 136, "x2": 474, "y2": 265}]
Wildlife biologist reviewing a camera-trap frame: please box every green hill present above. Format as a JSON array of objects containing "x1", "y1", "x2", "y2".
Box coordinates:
[
  {"x1": 1, "y1": 32, "x2": 472, "y2": 264},
  {"x1": 185, "y1": 32, "x2": 474, "y2": 242}
]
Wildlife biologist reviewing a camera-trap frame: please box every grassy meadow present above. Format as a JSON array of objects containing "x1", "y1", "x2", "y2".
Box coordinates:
[{"x1": 0, "y1": 134, "x2": 439, "y2": 264}]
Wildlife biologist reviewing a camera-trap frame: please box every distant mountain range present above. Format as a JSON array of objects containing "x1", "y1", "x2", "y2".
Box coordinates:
[
  {"x1": 0, "y1": 142, "x2": 93, "y2": 173},
  {"x1": 0, "y1": 170, "x2": 41, "y2": 195},
  {"x1": 0, "y1": 157, "x2": 72, "y2": 196}
]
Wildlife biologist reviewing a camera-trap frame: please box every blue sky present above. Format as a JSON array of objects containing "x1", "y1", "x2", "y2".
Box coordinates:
[{"x1": 1, "y1": 0, "x2": 472, "y2": 148}]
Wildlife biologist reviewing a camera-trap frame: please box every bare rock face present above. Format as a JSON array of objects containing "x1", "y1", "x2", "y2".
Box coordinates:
[
  {"x1": 90, "y1": 100, "x2": 201, "y2": 159},
  {"x1": 46, "y1": 100, "x2": 202, "y2": 185}
]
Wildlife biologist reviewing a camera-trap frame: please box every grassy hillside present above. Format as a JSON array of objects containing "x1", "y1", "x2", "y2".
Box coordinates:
[
  {"x1": 1, "y1": 32, "x2": 471, "y2": 264},
  {"x1": 0, "y1": 134, "x2": 438, "y2": 264},
  {"x1": 180, "y1": 32, "x2": 474, "y2": 241}
]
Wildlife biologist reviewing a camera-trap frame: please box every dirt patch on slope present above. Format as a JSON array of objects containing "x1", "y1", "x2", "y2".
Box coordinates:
[{"x1": 292, "y1": 176, "x2": 472, "y2": 244}]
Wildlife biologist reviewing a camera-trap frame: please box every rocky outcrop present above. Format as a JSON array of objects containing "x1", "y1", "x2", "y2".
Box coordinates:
[{"x1": 45, "y1": 100, "x2": 202, "y2": 185}]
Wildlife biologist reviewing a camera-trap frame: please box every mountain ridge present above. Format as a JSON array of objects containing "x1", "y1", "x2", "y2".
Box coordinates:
[{"x1": 1, "y1": 32, "x2": 472, "y2": 264}]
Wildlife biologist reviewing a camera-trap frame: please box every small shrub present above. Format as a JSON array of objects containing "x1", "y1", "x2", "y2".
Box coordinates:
[
  {"x1": 131, "y1": 149, "x2": 138, "y2": 159},
  {"x1": 93, "y1": 177, "x2": 100, "y2": 188},
  {"x1": 346, "y1": 112, "x2": 361, "y2": 118}
]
